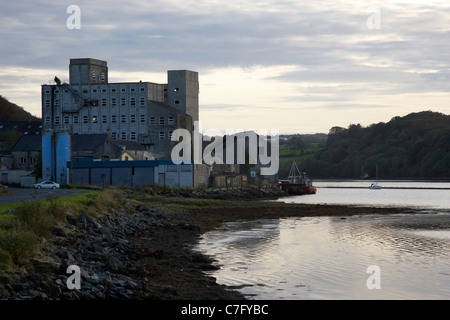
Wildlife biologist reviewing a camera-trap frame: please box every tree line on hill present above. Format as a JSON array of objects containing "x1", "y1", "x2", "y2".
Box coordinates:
[
  {"x1": 300, "y1": 111, "x2": 450, "y2": 180},
  {"x1": 0, "y1": 95, "x2": 40, "y2": 121}
]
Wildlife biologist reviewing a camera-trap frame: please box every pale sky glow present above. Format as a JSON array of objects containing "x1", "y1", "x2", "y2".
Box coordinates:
[{"x1": 0, "y1": 0, "x2": 449, "y2": 133}]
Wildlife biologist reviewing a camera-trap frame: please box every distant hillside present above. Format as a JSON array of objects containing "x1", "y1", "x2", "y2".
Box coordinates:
[
  {"x1": 0, "y1": 95, "x2": 40, "y2": 121},
  {"x1": 301, "y1": 111, "x2": 450, "y2": 180}
]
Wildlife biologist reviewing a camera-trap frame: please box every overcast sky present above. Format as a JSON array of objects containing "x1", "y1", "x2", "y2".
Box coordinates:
[{"x1": 0, "y1": 0, "x2": 449, "y2": 133}]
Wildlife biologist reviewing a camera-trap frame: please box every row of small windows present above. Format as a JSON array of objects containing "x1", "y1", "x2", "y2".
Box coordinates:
[
  {"x1": 45, "y1": 115, "x2": 175, "y2": 125},
  {"x1": 46, "y1": 97, "x2": 147, "y2": 108},
  {"x1": 46, "y1": 87, "x2": 147, "y2": 95},
  {"x1": 109, "y1": 131, "x2": 173, "y2": 141}
]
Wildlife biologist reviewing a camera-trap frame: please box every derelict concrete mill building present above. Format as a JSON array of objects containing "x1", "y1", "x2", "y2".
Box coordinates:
[{"x1": 41, "y1": 58, "x2": 206, "y2": 186}]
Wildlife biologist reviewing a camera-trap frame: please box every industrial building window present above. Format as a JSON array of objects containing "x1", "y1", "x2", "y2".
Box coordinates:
[
  {"x1": 64, "y1": 116, "x2": 69, "y2": 124},
  {"x1": 55, "y1": 89, "x2": 60, "y2": 94},
  {"x1": 159, "y1": 116, "x2": 165, "y2": 125},
  {"x1": 92, "y1": 115, "x2": 98, "y2": 124},
  {"x1": 112, "y1": 132, "x2": 117, "y2": 139},
  {"x1": 55, "y1": 117, "x2": 60, "y2": 124},
  {"x1": 45, "y1": 100, "x2": 50, "y2": 108},
  {"x1": 159, "y1": 131, "x2": 165, "y2": 140},
  {"x1": 121, "y1": 88, "x2": 126, "y2": 93},
  {"x1": 92, "y1": 88, "x2": 98, "y2": 93},
  {"x1": 130, "y1": 132, "x2": 136, "y2": 140},
  {"x1": 150, "y1": 117, "x2": 156, "y2": 125},
  {"x1": 139, "y1": 97, "x2": 145, "y2": 106},
  {"x1": 111, "y1": 88, "x2": 117, "y2": 93},
  {"x1": 45, "y1": 116, "x2": 51, "y2": 125},
  {"x1": 83, "y1": 116, "x2": 88, "y2": 124},
  {"x1": 168, "y1": 116, "x2": 175, "y2": 125},
  {"x1": 130, "y1": 97, "x2": 136, "y2": 106},
  {"x1": 54, "y1": 100, "x2": 60, "y2": 108},
  {"x1": 73, "y1": 116, "x2": 79, "y2": 124},
  {"x1": 121, "y1": 132, "x2": 126, "y2": 140},
  {"x1": 140, "y1": 115, "x2": 145, "y2": 123},
  {"x1": 168, "y1": 131, "x2": 173, "y2": 140},
  {"x1": 111, "y1": 98, "x2": 116, "y2": 107},
  {"x1": 130, "y1": 114, "x2": 136, "y2": 123},
  {"x1": 140, "y1": 87, "x2": 145, "y2": 92},
  {"x1": 130, "y1": 88, "x2": 136, "y2": 92},
  {"x1": 20, "y1": 157, "x2": 27, "y2": 165},
  {"x1": 174, "y1": 88, "x2": 180, "y2": 92},
  {"x1": 102, "y1": 115, "x2": 107, "y2": 123},
  {"x1": 121, "y1": 115, "x2": 126, "y2": 123},
  {"x1": 175, "y1": 100, "x2": 180, "y2": 105},
  {"x1": 101, "y1": 88, "x2": 107, "y2": 93},
  {"x1": 102, "y1": 99, "x2": 107, "y2": 107},
  {"x1": 111, "y1": 115, "x2": 117, "y2": 123},
  {"x1": 121, "y1": 98, "x2": 126, "y2": 106}
]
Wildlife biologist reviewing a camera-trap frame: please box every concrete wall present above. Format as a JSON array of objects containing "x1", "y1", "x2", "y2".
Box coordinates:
[{"x1": 0, "y1": 170, "x2": 37, "y2": 187}]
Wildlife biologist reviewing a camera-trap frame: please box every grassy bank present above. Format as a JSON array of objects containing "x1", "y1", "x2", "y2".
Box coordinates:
[{"x1": 0, "y1": 188, "x2": 127, "y2": 271}]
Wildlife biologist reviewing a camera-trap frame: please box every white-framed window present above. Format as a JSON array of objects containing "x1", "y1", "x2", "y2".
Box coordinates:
[
  {"x1": 168, "y1": 116, "x2": 175, "y2": 125},
  {"x1": 111, "y1": 88, "x2": 117, "y2": 93},
  {"x1": 130, "y1": 97, "x2": 136, "y2": 106},
  {"x1": 159, "y1": 116, "x2": 165, "y2": 125},
  {"x1": 140, "y1": 114, "x2": 145, "y2": 123},
  {"x1": 102, "y1": 98, "x2": 107, "y2": 107},
  {"x1": 139, "y1": 97, "x2": 146, "y2": 107},
  {"x1": 150, "y1": 117, "x2": 156, "y2": 125},
  {"x1": 121, "y1": 98, "x2": 126, "y2": 106},
  {"x1": 159, "y1": 131, "x2": 165, "y2": 140},
  {"x1": 130, "y1": 87, "x2": 136, "y2": 92},
  {"x1": 140, "y1": 87, "x2": 145, "y2": 92},
  {"x1": 168, "y1": 131, "x2": 173, "y2": 140},
  {"x1": 121, "y1": 88, "x2": 126, "y2": 93},
  {"x1": 54, "y1": 116, "x2": 60, "y2": 124},
  {"x1": 130, "y1": 114, "x2": 136, "y2": 123},
  {"x1": 111, "y1": 98, "x2": 117, "y2": 107},
  {"x1": 54, "y1": 100, "x2": 60, "y2": 108}
]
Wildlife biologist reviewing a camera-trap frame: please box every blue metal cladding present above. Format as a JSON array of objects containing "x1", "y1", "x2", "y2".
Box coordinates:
[
  {"x1": 42, "y1": 132, "x2": 53, "y2": 181},
  {"x1": 55, "y1": 132, "x2": 71, "y2": 184}
]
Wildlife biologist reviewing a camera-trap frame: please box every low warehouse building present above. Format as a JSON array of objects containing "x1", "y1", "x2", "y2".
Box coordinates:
[{"x1": 68, "y1": 160, "x2": 210, "y2": 188}]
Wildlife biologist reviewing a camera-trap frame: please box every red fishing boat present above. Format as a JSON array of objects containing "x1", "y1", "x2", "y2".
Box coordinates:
[{"x1": 279, "y1": 162, "x2": 317, "y2": 195}]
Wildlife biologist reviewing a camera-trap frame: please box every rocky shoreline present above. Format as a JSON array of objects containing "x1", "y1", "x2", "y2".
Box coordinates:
[{"x1": 0, "y1": 187, "x2": 422, "y2": 300}]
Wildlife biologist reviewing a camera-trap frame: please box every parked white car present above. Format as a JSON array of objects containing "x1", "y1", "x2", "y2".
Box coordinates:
[{"x1": 34, "y1": 181, "x2": 60, "y2": 189}]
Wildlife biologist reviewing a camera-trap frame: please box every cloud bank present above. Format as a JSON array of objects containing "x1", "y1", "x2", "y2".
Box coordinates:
[{"x1": 0, "y1": 0, "x2": 449, "y2": 133}]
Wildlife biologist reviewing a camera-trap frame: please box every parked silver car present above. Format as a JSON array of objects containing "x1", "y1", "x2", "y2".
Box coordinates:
[{"x1": 34, "y1": 181, "x2": 60, "y2": 189}]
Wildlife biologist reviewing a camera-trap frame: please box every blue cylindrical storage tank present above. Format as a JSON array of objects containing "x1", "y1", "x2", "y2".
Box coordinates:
[
  {"x1": 56, "y1": 132, "x2": 71, "y2": 185},
  {"x1": 42, "y1": 131, "x2": 53, "y2": 181}
]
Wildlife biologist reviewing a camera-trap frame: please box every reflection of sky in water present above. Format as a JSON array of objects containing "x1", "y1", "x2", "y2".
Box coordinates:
[
  {"x1": 196, "y1": 213, "x2": 450, "y2": 300},
  {"x1": 278, "y1": 181, "x2": 450, "y2": 210}
]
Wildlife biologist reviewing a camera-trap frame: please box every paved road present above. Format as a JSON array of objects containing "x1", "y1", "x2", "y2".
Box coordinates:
[{"x1": 0, "y1": 188, "x2": 88, "y2": 204}]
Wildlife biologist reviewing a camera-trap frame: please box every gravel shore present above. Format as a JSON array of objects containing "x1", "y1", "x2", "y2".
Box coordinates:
[{"x1": 0, "y1": 188, "x2": 423, "y2": 301}]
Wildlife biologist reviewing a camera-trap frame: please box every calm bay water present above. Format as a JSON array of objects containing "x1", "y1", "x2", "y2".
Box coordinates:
[{"x1": 195, "y1": 181, "x2": 450, "y2": 300}]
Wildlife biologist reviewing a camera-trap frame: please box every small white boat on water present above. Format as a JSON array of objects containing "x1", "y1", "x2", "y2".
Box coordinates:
[{"x1": 369, "y1": 183, "x2": 382, "y2": 189}]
